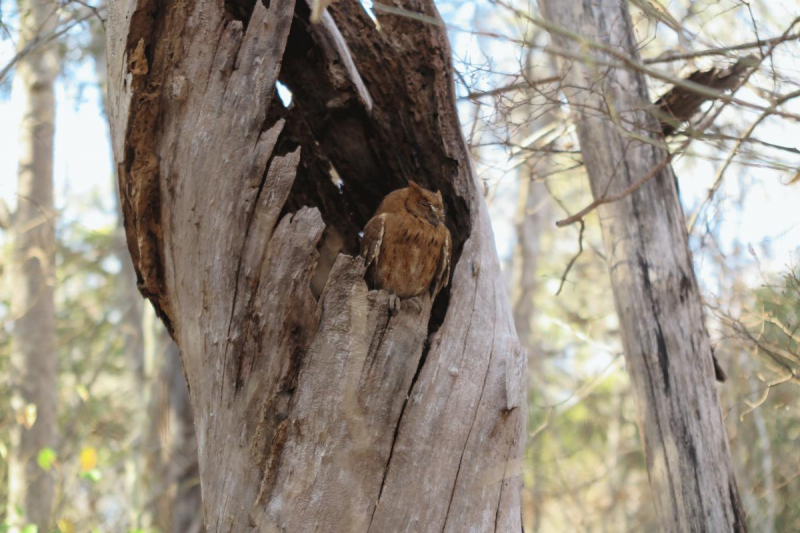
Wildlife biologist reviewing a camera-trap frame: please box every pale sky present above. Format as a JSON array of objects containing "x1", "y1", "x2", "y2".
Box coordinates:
[{"x1": 1, "y1": 57, "x2": 115, "y2": 233}]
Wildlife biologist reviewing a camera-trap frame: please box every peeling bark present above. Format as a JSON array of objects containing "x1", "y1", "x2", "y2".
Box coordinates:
[
  {"x1": 106, "y1": 0, "x2": 526, "y2": 531},
  {"x1": 655, "y1": 56, "x2": 753, "y2": 136},
  {"x1": 539, "y1": 1, "x2": 746, "y2": 531}
]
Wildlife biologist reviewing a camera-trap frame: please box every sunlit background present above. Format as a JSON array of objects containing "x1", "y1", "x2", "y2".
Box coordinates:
[{"x1": 1, "y1": 0, "x2": 799, "y2": 531}]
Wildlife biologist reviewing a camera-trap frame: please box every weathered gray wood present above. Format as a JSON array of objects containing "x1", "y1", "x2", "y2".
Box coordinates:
[
  {"x1": 106, "y1": 0, "x2": 526, "y2": 531},
  {"x1": 539, "y1": 1, "x2": 746, "y2": 531}
]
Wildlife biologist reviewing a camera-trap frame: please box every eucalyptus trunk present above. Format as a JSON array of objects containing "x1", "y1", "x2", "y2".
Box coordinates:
[{"x1": 539, "y1": 1, "x2": 746, "y2": 531}]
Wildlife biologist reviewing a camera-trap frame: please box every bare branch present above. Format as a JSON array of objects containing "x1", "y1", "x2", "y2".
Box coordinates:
[{"x1": 644, "y1": 33, "x2": 800, "y2": 64}]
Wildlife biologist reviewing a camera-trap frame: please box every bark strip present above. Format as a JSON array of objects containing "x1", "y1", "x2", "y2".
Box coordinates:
[{"x1": 655, "y1": 55, "x2": 754, "y2": 135}]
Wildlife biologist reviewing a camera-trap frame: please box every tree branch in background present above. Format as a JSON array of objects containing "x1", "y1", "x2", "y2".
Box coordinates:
[
  {"x1": 0, "y1": 6, "x2": 104, "y2": 84},
  {"x1": 555, "y1": 220, "x2": 584, "y2": 296},
  {"x1": 687, "y1": 86, "x2": 800, "y2": 232},
  {"x1": 461, "y1": 75, "x2": 561, "y2": 101},
  {"x1": 552, "y1": 15, "x2": 799, "y2": 228},
  {"x1": 643, "y1": 33, "x2": 800, "y2": 64}
]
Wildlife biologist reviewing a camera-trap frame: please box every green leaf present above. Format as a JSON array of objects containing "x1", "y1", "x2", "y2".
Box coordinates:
[
  {"x1": 79, "y1": 468, "x2": 102, "y2": 482},
  {"x1": 21, "y1": 525, "x2": 39, "y2": 533},
  {"x1": 37, "y1": 447, "x2": 57, "y2": 472}
]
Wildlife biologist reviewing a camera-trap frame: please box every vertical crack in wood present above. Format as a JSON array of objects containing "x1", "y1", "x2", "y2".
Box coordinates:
[
  {"x1": 219, "y1": 121, "x2": 292, "y2": 402},
  {"x1": 686, "y1": 439, "x2": 707, "y2": 523},
  {"x1": 730, "y1": 481, "x2": 746, "y2": 532},
  {"x1": 628, "y1": 182, "x2": 682, "y2": 524},
  {"x1": 440, "y1": 281, "x2": 497, "y2": 532},
  {"x1": 368, "y1": 382, "x2": 409, "y2": 524},
  {"x1": 638, "y1": 254, "x2": 671, "y2": 394},
  {"x1": 362, "y1": 299, "x2": 409, "y2": 516},
  {"x1": 231, "y1": 146, "x2": 286, "y2": 394},
  {"x1": 223, "y1": 157, "x2": 275, "y2": 396},
  {"x1": 490, "y1": 405, "x2": 519, "y2": 533}
]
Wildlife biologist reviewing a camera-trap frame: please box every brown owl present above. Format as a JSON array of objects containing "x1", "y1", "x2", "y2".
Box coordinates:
[{"x1": 360, "y1": 181, "x2": 451, "y2": 306}]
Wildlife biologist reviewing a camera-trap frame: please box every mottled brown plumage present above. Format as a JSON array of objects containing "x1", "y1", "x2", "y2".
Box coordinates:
[{"x1": 360, "y1": 181, "x2": 451, "y2": 300}]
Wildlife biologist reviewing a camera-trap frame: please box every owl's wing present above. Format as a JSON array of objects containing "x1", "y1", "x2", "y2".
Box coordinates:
[
  {"x1": 360, "y1": 214, "x2": 386, "y2": 269},
  {"x1": 432, "y1": 228, "x2": 451, "y2": 297}
]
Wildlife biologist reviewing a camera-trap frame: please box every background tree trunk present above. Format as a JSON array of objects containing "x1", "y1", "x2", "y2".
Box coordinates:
[
  {"x1": 105, "y1": 0, "x2": 526, "y2": 531},
  {"x1": 145, "y1": 335, "x2": 204, "y2": 533},
  {"x1": 511, "y1": 151, "x2": 548, "y2": 533},
  {"x1": 509, "y1": 53, "x2": 557, "y2": 532},
  {"x1": 8, "y1": 0, "x2": 59, "y2": 530},
  {"x1": 539, "y1": 1, "x2": 746, "y2": 531}
]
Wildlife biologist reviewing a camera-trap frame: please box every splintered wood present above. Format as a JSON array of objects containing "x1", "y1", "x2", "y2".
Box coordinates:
[{"x1": 105, "y1": 0, "x2": 526, "y2": 531}]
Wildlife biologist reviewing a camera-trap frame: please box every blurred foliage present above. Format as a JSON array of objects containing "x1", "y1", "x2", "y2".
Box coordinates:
[
  {"x1": 1, "y1": 220, "x2": 153, "y2": 532},
  {"x1": 0, "y1": 0, "x2": 799, "y2": 531}
]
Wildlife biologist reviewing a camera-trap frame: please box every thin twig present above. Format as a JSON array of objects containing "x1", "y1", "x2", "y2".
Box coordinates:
[
  {"x1": 555, "y1": 152, "x2": 675, "y2": 227},
  {"x1": 460, "y1": 75, "x2": 561, "y2": 101},
  {"x1": 643, "y1": 34, "x2": 800, "y2": 64},
  {"x1": 554, "y1": 17, "x2": 800, "y2": 227},
  {"x1": 687, "y1": 87, "x2": 800, "y2": 232},
  {"x1": 556, "y1": 220, "x2": 585, "y2": 295}
]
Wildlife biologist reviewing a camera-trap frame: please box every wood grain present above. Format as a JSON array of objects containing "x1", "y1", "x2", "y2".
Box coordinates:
[{"x1": 106, "y1": 0, "x2": 526, "y2": 530}]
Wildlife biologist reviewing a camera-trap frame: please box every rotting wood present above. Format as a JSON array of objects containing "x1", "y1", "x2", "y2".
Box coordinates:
[{"x1": 106, "y1": 0, "x2": 526, "y2": 531}]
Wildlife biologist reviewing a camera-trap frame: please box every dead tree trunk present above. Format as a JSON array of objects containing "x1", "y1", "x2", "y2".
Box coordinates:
[
  {"x1": 539, "y1": 1, "x2": 746, "y2": 531},
  {"x1": 105, "y1": 1, "x2": 526, "y2": 531},
  {"x1": 8, "y1": 0, "x2": 59, "y2": 530}
]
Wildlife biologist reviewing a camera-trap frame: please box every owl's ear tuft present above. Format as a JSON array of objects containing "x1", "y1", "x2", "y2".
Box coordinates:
[{"x1": 407, "y1": 180, "x2": 426, "y2": 199}]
